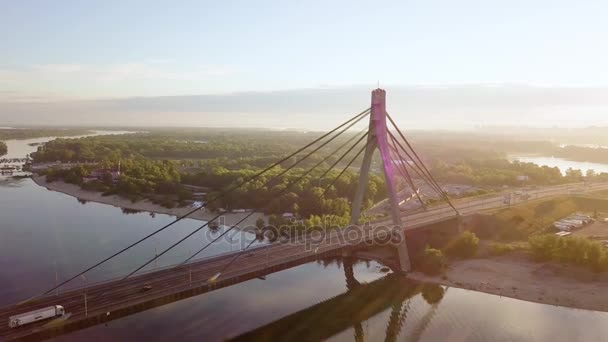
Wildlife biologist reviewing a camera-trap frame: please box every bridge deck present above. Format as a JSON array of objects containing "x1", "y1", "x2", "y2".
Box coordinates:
[{"x1": 0, "y1": 232, "x2": 361, "y2": 341}]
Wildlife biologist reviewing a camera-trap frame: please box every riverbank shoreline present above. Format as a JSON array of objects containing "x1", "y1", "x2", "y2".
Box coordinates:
[
  {"x1": 31, "y1": 175, "x2": 266, "y2": 229},
  {"x1": 408, "y1": 252, "x2": 608, "y2": 312}
]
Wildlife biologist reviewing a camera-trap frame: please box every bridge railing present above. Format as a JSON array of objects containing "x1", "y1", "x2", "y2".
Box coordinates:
[{"x1": 50, "y1": 244, "x2": 274, "y2": 295}]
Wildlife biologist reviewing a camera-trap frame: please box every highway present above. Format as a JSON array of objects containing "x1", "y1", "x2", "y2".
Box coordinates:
[
  {"x1": 1, "y1": 181, "x2": 608, "y2": 340},
  {"x1": 389, "y1": 181, "x2": 608, "y2": 229}
]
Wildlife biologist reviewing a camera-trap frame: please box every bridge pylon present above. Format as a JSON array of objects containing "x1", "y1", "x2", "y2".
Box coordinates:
[{"x1": 350, "y1": 89, "x2": 411, "y2": 272}]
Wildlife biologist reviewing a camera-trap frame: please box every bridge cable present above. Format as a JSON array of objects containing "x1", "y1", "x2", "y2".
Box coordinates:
[
  {"x1": 35, "y1": 108, "x2": 370, "y2": 299},
  {"x1": 386, "y1": 140, "x2": 420, "y2": 192},
  {"x1": 212, "y1": 136, "x2": 367, "y2": 281},
  {"x1": 387, "y1": 131, "x2": 444, "y2": 197},
  {"x1": 388, "y1": 131, "x2": 459, "y2": 214},
  {"x1": 389, "y1": 130, "x2": 459, "y2": 214},
  {"x1": 178, "y1": 131, "x2": 371, "y2": 267},
  {"x1": 386, "y1": 114, "x2": 459, "y2": 214},
  {"x1": 316, "y1": 131, "x2": 368, "y2": 183},
  {"x1": 266, "y1": 112, "x2": 369, "y2": 184},
  {"x1": 120, "y1": 112, "x2": 370, "y2": 280},
  {"x1": 315, "y1": 128, "x2": 368, "y2": 185},
  {"x1": 386, "y1": 113, "x2": 446, "y2": 195},
  {"x1": 387, "y1": 141, "x2": 426, "y2": 208},
  {"x1": 321, "y1": 139, "x2": 370, "y2": 197},
  {"x1": 389, "y1": 132, "x2": 443, "y2": 197},
  {"x1": 206, "y1": 144, "x2": 365, "y2": 283},
  {"x1": 388, "y1": 132, "x2": 444, "y2": 200}
]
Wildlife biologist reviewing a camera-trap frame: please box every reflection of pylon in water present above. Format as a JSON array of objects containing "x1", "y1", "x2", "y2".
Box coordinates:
[{"x1": 350, "y1": 89, "x2": 411, "y2": 272}]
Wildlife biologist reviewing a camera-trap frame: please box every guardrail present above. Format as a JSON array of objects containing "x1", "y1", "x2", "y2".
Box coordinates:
[{"x1": 50, "y1": 244, "x2": 273, "y2": 295}]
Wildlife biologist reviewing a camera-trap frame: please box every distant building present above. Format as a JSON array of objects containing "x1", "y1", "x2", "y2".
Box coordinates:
[
  {"x1": 516, "y1": 175, "x2": 530, "y2": 182},
  {"x1": 88, "y1": 162, "x2": 121, "y2": 183}
]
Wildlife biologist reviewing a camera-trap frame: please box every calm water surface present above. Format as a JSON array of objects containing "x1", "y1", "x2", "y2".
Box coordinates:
[
  {"x1": 2, "y1": 136, "x2": 608, "y2": 341},
  {"x1": 509, "y1": 155, "x2": 608, "y2": 175}
]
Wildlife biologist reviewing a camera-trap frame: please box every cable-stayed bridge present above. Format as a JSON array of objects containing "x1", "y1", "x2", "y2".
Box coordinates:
[{"x1": 2, "y1": 89, "x2": 608, "y2": 341}]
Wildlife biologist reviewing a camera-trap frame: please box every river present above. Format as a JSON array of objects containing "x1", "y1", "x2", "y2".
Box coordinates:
[
  {"x1": 3, "y1": 135, "x2": 608, "y2": 341},
  {"x1": 509, "y1": 155, "x2": 608, "y2": 175}
]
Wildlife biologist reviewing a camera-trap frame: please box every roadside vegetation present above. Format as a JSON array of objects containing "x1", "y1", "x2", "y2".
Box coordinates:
[
  {"x1": 419, "y1": 231, "x2": 480, "y2": 275},
  {"x1": 529, "y1": 234, "x2": 607, "y2": 272},
  {"x1": 0, "y1": 142, "x2": 6, "y2": 157},
  {"x1": 447, "y1": 197, "x2": 608, "y2": 275},
  {"x1": 488, "y1": 241, "x2": 528, "y2": 256},
  {"x1": 471, "y1": 197, "x2": 604, "y2": 241},
  {"x1": 444, "y1": 231, "x2": 480, "y2": 258}
]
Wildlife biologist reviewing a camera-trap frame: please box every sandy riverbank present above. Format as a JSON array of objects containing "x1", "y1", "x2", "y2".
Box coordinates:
[
  {"x1": 408, "y1": 252, "x2": 608, "y2": 312},
  {"x1": 32, "y1": 175, "x2": 267, "y2": 229}
]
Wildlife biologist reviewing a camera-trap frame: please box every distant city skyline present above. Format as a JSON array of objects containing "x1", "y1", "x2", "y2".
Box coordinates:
[{"x1": 1, "y1": 1, "x2": 608, "y2": 128}]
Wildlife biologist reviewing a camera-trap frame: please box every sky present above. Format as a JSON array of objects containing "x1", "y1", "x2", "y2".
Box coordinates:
[{"x1": 1, "y1": 0, "x2": 608, "y2": 128}]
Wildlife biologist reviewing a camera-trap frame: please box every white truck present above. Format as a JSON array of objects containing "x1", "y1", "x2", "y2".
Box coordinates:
[
  {"x1": 8, "y1": 305, "x2": 65, "y2": 328},
  {"x1": 554, "y1": 223, "x2": 573, "y2": 231},
  {"x1": 561, "y1": 219, "x2": 584, "y2": 227}
]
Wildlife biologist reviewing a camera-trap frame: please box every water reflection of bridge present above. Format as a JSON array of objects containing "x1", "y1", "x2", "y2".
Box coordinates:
[{"x1": 230, "y1": 258, "x2": 445, "y2": 342}]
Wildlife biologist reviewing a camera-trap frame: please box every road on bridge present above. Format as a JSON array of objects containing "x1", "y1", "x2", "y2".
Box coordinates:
[{"x1": 382, "y1": 181, "x2": 608, "y2": 230}]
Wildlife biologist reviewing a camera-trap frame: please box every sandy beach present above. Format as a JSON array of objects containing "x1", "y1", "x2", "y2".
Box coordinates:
[
  {"x1": 32, "y1": 175, "x2": 267, "y2": 230},
  {"x1": 408, "y1": 252, "x2": 608, "y2": 312}
]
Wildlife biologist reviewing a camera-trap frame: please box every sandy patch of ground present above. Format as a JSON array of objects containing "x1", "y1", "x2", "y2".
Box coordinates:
[
  {"x1": 572, "y1": 219, "x2": 608, "y2": 239},
  {"x1": 32, "y1": 175, "x2": 267, "y2": 230},
  {"x1": 408, "y1": 252, "x2": 608, "y2": 312}
]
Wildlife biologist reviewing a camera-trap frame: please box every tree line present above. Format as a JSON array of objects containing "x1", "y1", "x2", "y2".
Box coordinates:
[
  {"x1": 31, "y1": 132, "x2": 385, "y2": 225},
  {"x1": 0, "y1": 128, "x2": 90, "y2": 140},
  {"x1": 30, "y1": 129, "x2": 608, "y2": 233}
]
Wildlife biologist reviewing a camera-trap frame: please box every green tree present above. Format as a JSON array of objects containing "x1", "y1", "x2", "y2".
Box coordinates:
[
  {"x1": 444, "y1": 231, "x2": 479, "y2": 258},
  {"x1": 420, "y1": 246, "x2": 445, "y2": 275}
]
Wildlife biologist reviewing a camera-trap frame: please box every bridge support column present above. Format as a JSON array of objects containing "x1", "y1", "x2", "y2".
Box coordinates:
[
  {"x1": 457, "y1": 215, "x2": 465, "y2": 234},
  {"x1": 350, "y1": 89, "x2": 411, "y2": 272}
]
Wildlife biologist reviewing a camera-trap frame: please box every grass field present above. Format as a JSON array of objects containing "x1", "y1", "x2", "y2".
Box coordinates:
[{"x1": 471, "y1": 196, "x2": 608, "y2": 241}]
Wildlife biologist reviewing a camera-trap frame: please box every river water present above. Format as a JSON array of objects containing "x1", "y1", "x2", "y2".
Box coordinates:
[
  {"x1": 3, "y1": 136, "x2": 608, "y2": 341},
  {"x1": 509, "y1": 155, "x2": 608, "y2": 175}
]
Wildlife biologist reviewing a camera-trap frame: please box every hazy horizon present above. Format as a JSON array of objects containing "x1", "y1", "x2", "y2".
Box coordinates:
[
  {"x1": 2, "y1": 84, "x2": 608, "y2": 130},
  {"x1": 2, "y1": 1, "x2": 608, "y2": 130}
]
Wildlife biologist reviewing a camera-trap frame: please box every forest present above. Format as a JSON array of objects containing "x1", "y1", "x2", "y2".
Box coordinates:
[
  {"x1": 432, "y1": 159, "x2": 568, "y2": 186},
  {"x1": 554, "y1": 145, "x2": 608, "y2": 164},
  {"x1": 32, "y1": 130, "x2": 385, "y2": 224},
  {"x1": 30, "y1": 128, "x2": 608, "y2": 231}
]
